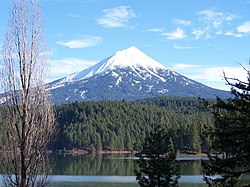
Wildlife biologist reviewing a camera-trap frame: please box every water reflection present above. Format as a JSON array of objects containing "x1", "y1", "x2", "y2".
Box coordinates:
[
  {"x1": 52, "y1": 154, "x2": 138, "y2": 176},
  {"x1": 179, "y1": 160, "x2": 203, "y2": 175},
  {"x1": 1, "y1": 154, "x2": 248, "y2": 187},
  {"x1": 51, "y1": 154, "x2": 249, "y2": 186},
  {"x1": 52, "y1": 154, "x2": 204, "y2": 176}
]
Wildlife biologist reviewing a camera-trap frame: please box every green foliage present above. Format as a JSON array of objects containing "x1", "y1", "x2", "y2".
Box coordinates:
[
  {"x1": 0, "y1": 97, "x2": 213, "y2": 153},
  {"x1": 54, "y1": 97, "x2": 214, "y2": 152},
  {"x1": 135, "y1": 126, "x2": 180, "y2": 187},
  {"x1": 203, "y1": 69, "x2": 250, "y2": 186}
]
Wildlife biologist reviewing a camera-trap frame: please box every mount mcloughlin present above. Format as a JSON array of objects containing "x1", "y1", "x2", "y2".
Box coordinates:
[{"x1": 48, "y1": 46, "x2": 230, "y2": 104}]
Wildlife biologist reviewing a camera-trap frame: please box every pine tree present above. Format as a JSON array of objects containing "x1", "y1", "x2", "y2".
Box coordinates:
[
  {"x1": 135, "y1": 126, "x2": 180, "y2": 187},
  {"x1": 95, "y1": 132, "x2": 102, "y2": 150},
  {"x1": 203, "y1": 65, "x2": 250, "y2": 186}
]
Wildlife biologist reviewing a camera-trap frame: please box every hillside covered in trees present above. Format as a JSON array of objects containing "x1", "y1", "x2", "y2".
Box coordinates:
[{"x1": 54, "y1": 97, "x2": 214, "y2": 153}]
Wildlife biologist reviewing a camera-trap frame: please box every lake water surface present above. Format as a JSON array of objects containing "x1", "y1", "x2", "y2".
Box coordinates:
[
  {"x1": 50, "y1": 154, "x2": 208, "y2": 187},
  {"x1": 1, "y1": 154, "x2": 248, "y2": 187}
]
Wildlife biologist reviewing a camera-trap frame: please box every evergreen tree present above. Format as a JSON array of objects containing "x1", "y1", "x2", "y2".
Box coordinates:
[
  {"x1": 203, "y1": 66, "x2": 250, "y2": 186},
  {"x1": 95, "y1": 133, "x2": 102, "y2": 150},
  {"x1": 54, "y1": 97, "x2": 214, "y2": 152},
  {"x1": 135, "y1": 126, "x2": 180, "y2": 187}
]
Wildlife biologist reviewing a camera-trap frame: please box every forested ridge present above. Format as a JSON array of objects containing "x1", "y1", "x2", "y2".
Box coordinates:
[{"x1": 54, "y1": 97, "x2": 214, "y2": 153}]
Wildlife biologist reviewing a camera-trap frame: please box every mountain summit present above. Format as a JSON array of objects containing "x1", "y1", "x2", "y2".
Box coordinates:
[
  {"x1": 55, "y1": 46, "x2": 168, "y2": 83},
  {"x1": 96, "y1": 46, "x2": 168, "y2": 71},
  {"x1": 48, "y1": 46, "x2": 230, "y2": 104}
]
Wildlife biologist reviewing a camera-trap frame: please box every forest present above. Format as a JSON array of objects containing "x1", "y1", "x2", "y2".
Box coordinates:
[{"x1": 54, "y1": 97, "x2": 215, "y2": 153}]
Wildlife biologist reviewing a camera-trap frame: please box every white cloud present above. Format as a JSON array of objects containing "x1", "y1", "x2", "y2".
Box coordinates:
[
  {"x1": 148, "y1": 28, "x2": 164, "y2": 32},
  {"x1": 171, "y1": 63, "x2": 200, "y2": 70},
  {"x1": 162, "y1": 28, "x2": 187, "y2": 40},
  {"x1": 173, "y1": 44, "x2": 194, "y2": 49},
  {"x1": 198, "y1": 9, "x2": 222, "y2": 19},
  {"x1": 57, "y1": 36, "x2": 102, "y2": 48},
  {"x1": 192, "y1": 27, "x2": 209, "y2": 40},
  {"x1": 215, "y1": 30, "x2": 223, "y2": 35},
  {"x1": 225, "y1": 31, "x2": 243, "y2": 38},
  {"x1": 197, "y1": 9, "x2": 236, "y2": 29},
  {"x1": 171, "y1": 64, "x2": 249, "y2": 90},
  {"x1": 68, "y1": 14, "x2": 80, "y2": 18},
  {"x1": 49, "y1": 58, "x2": 97, "y2": 81},
  {"x1": 197, "y1": 9, "x2": 223, "y2": 29},
  {"x1": 150, "y1": 9, "x2": 241, "y2": 41},
  {"x1": 96, "y1": 6, "x2": 136, "y2": 28},
  {"x1": 173, "y1": 18, "x2": 191, "y2": 26},
  {"x1": 194, "y1": 8, "x2": 239, "y2": 39},
  {"x1": 237, "y1": 21, "x2": 250, "y2": 33}
]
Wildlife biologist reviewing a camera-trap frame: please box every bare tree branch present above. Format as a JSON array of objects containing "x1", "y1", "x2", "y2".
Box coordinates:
[
  {"x1": 222, "y1": 64, "x2": 250, "y2": 92},
  {"x1": 0, "y1": 0, "x2": 56, "y2": 186}
]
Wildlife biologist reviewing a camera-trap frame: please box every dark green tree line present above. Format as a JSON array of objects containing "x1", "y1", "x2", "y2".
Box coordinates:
[
  {"x1": 54, "y1": 97, "x2": 214, "y2": 153},
  {"x1": 1, "y1": 97, "x2": 215, "y2": 153}
]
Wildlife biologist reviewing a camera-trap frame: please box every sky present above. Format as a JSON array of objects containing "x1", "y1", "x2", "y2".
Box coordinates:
[{"x1": 1, "y1": 0, "x2": 250, "y2": 90}]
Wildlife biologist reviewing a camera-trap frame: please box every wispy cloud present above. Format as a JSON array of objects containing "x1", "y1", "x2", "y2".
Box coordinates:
[
  {"x1": 96, "y1": 6, "x2": 136, "y2": 28},
  {"x1": 189, "y1": 66, "x2": 248, "y2": 84},
  {"x1": 57, "y1": 36, "x2": 102, "y2": 48},
  {"x1": 194, "y1": 8, "x2": 239, "y2": 39},
  {"x1": 171, "y1": 63, "x2": 249, "y2": 90},
  {"x1": 49, "y1": 58, "x2": 97, "y2": 81},
  {"x1": 225, "y1": 31, "x2": 243, "y2": 38},
  {"x1": 237, "y1": 21, "x2": 250, "y2": 33},
  {"x1": 197, "y1": 9, "x2": 237, "y2": 29},
  {"x1": 149, "y1": 8, "x2": 242, "y2": 41},
  {"x1": 148, "y1": 28, "x2": 164, "y2": 32},
  {"x1": 162, "y1": 28, "x2": 187, "y2": 40},
  {"x1": 173, "y1": 18, "x2": 191, "y2": 26},
  {"x1": 192, "y1": 27, "x2": 209, "y2": 40},
  {"x1": 173, "y1": 44, "x2": 194, "y2": 49},
  {"x1": 171, "y1": 63, "x2": 200, "y2": 70}
]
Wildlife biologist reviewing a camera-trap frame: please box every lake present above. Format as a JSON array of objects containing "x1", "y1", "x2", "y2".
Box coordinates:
[
  {"x1": 1, "y1": 154, "x2": 248, "y2": 187},
  {"x1": 49, "y1": 154, "x2": 208, "y2": 187}
]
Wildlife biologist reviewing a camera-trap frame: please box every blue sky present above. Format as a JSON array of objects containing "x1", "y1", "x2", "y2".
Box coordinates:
[{"x1": 1, "y1": 0, "x2": 250, "y2": 90}]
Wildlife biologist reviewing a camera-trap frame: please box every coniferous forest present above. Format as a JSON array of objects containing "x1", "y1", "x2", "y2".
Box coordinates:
[{"x1": 54, "y1": 97, "x2": 214, "y2": 153}]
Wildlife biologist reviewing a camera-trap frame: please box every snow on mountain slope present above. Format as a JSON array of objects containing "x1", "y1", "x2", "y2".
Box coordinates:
[
  {"x1": 60, "y1": 46, "x2": 169, "y2": 82},
  {"x1": 47, "y1": 46, "x2": 231, "y2": 104},
  {"x1": 0, "y1": 46, "x2": 232, "y2": 105}
]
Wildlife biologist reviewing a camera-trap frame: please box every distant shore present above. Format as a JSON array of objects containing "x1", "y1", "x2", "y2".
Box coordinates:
[{"x1": 55, "y1": 149, "x2": 207, "y2": 157}]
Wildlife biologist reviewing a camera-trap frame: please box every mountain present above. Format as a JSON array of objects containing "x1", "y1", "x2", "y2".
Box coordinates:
[{"x1": 47, "y1": 46, "x2": 230, "y2": 104}]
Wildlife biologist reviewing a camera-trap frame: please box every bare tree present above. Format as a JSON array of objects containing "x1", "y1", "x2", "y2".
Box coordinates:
[{"x1": 0, "y1": 0, "x2": 55, "y2": 186}]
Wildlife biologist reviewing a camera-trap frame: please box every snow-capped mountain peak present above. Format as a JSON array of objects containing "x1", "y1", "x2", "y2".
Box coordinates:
[
  {"x1": 60, "y1": 46, "x2": 169, "y2": 83},
  {"x1": 47, "y1": 46, "x2": 230, "y2": 104},
  {"x1": 105, "y1": 46, "x2": 168, "y2": 70}
]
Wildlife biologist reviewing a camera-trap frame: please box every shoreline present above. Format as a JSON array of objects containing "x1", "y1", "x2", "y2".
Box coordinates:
[{"x1": 55, "y1": 149, "x2": 207, "y2": 158}]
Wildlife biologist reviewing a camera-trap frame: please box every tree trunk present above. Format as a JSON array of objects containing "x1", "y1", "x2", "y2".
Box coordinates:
[{"x1": 0, "y1": 0, "x2": 56, "y2": 186}]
